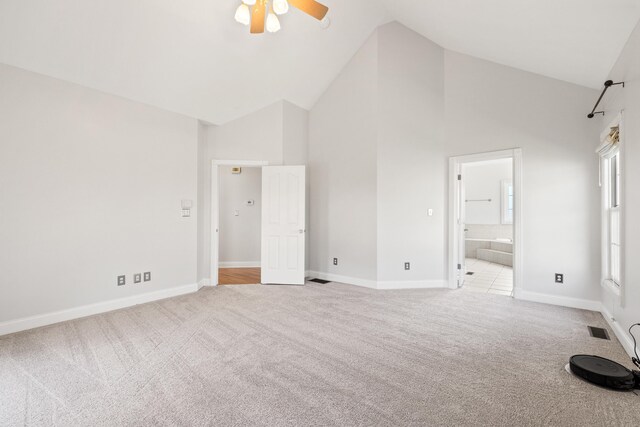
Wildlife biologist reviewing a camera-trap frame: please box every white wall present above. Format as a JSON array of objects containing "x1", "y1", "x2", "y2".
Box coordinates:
[
  {"x1": 308, "y1": 31, "x2": 379, "y2": 281},
  {"x1": 0, "y1": 63, "x2": 198, "y2": 323},
  {"x1": 218, "y1": 166, "x2": 261, "y2": 266},
  {"x1": 600, "y1": 19, "x2": 640, "y2": 353},
  {"x1": 444, "y1": 51, "x2": 601, "y2": 304},
  {"x1": 208, "y1": 102, "x2": 284, "y2": 165},
  {"x1": 464, "y1": 159, "x2": 512, "y2": 225},
  {"x1": 197, "y1": 121, "x2": 209, "y2": 282},
  {"x1": 0, "y1": 18, "x2": 617, "y2": 329},
  {"x1": 376, "y1": 23, "x2": 445, "y2": 284},
  {"x1": 283, "y1": 101, "x2": 311, "y2": 269},
  {"x1": 308, "y1": 22, "x2": 602, "y2": 300},
  {"x1": 197, "y1": 101, "x2": 309, "y2": 282},
  {"x1": 283, "y1": 101, "x2": 309, "y2": 165}
]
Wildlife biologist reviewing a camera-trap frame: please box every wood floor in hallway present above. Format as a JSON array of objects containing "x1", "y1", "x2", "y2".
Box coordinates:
[{"x1": 218, "y1": 267, "x2": 261, "y2": 285}]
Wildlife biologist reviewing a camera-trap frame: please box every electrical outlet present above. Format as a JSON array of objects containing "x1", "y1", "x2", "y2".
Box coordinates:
[
  {"x1": 333, "y1": 258, "x2": 338, "y2": 266},
  {"x1": 117, "y1": 275, "x2": 126, "y2": 286},
  {"x1": 144, "y1": 272, "x2": 151, "y2": 282},
  {"x1": 404, "y1": 262, "x2": 411, "y2": 270},
  {"x1": 555, "y1": 273, "x2": 564, "y2": 284},
  {"x1": 134, "y1": 273, "x2": 142, "y2": 284}
]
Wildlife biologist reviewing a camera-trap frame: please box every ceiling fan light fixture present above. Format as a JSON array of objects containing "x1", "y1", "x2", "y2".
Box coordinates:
[
  {"x1": 235, "y1": 3, "x2": 251, "y2": 25},
  {"x1": 234, "y1": 0, "x2": 328, "y2": 34},
  {"x1": 319, "y1": 15, "x2": 331, "y2": 29},
  {"x1": 266, "y1": 11, "x2": 281, "y2": 33},
  {"x1": 273, "y1": 0, "x2": 289, "y2": 15}
]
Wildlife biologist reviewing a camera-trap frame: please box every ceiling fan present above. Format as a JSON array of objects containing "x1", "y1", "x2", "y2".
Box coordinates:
[{"x1": 234, "y1": 0, "x2": 330, "y2": 34}]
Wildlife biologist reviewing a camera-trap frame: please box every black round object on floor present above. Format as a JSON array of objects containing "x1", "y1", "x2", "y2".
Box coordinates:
[{"x1": 570, "y1": 355, "x2": 636, "y2": 390}]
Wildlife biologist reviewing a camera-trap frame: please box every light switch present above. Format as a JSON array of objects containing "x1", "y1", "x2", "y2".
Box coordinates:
[
  {"x1": 181, "y1": 200, "x2": 192, "y2": 218},
  {"x1": 234, "y1": 210, "x2": 240, "y2": 216},
  {"x1": 428, "y1": 209, "x2": 434, "y2": 216}
]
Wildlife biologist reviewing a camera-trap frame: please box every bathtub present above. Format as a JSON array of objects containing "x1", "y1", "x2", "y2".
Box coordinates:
[{"x1": 465, "y1": 238, "x2": 513, "y2": 266}]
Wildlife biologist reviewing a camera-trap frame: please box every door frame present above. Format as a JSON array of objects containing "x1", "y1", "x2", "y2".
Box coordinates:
[
  {"x1": 210, "y1": 159, "x2": 269, "y2": 286},
  {"x1": 448, "y1": 148, "x2": 523, "y2": 297}
]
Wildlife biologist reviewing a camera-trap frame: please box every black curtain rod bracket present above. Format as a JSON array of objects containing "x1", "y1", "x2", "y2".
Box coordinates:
[{"x1": 587, "y1": 80, "x2": 625, "y2": 118}]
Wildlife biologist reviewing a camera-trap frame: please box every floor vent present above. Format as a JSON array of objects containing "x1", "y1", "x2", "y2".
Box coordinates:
[
  {"x1": 466, "y1": 272, "x2": 475, "y2": 275},
  {"x1": 310, "y1": 278, "x2": 331, "y2": 284},
  {"x1": 588, "y1": 326, "x2": 610, "y2": 340}
]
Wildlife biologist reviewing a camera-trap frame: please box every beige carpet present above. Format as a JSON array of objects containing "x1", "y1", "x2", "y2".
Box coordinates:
[{"x1": 1, "y1": 282, "x2": 639, "y2": 426}]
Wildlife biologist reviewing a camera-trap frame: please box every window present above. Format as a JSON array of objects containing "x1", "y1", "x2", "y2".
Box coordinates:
[
  {"x1": 608, "y1": 153, "x2": 621, "y2": 286},
  {"x1": 598, "y1": 117, "x2": 622, "y2": 294},
  {"x1": 611, "y1": 152, "x2": 620, "y2": 208},
  {"x1": 501, "y1": 180, "x2": 513, "y2": 224}
]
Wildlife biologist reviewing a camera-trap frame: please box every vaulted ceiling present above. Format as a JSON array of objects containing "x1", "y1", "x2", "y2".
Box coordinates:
[{"x1": 1, "y1": 1, "x2": 639, "y2": 125}]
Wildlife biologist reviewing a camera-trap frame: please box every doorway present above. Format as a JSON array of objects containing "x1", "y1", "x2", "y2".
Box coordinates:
[
  {"x1": 217, "y1": 165, "x2": 262, "y2": 285},
  {"x1": 210, "y1": 161, "x2": 307, "y2": 287},
  {"x1": 449, "y1": 149, "x2": 523, "y2": 297}
]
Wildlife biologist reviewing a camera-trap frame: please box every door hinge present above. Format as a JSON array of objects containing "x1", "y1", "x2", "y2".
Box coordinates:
[
  {"x1": 457, "y1": 263, "x2": 462, "y2": 270},
  {"x1": 458, "y1": 174, "x2": 462, "y2": 181}
]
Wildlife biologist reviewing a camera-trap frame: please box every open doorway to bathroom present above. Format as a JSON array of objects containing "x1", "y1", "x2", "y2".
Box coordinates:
[
  {"x1": 449, "y1": 149, "x2": 522, "y2": 297},
  {"x1": 462, "y1": 159, "x2": 513, "y2": 295}
]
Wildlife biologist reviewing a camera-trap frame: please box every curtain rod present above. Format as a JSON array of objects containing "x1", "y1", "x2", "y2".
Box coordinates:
[{"x1": 587, "y1": 80, "x2": 624, "y2": 119}]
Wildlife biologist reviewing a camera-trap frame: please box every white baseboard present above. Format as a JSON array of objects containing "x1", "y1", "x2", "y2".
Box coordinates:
[
  {"x1": 517, "y1": 290, "x2": 601, "y2": 312},
  {"x1": 601, "y1": 304, "x2": 636, "y2": 358},
  {"x1": 219, "y1": 262, "x2": 260, "y2": 268},
  {"x1": 377, "y1": 280, "x2": 447, "y2": 290},
  {"x1": 306, "y1": 271, "x2": 447, "y2": 290},
  {"x1": 306, "y1": 271, "x2": 378, "y2": 289},
  {"x1": 0, "y1": 283, "x2": 199, "y2": 337},
  {"x1": 198, "y1": 279, "x2": 211, "y2": 289}
]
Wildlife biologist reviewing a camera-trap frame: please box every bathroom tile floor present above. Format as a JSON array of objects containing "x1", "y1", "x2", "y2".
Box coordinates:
[{"x1": 462, "y1": 258, "x2": 513, "y2": 296}]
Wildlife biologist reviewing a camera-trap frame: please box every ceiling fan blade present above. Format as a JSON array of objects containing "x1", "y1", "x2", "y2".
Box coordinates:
[
  {"x1": 289, "y1": 0, "x2": 329, "y2": 21},
  {"x1": 250, "y1": 1, "x2": 266, "y2": 34}
]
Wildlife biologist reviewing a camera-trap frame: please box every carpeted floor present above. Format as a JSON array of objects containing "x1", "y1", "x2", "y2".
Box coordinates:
[{"x1": 1, "y1": 282, "x2": 639, "y2": 426}]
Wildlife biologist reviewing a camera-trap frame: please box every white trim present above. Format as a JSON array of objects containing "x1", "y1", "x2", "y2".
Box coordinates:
[
  {"x1": 0, "y1": 283, "x2": 199, "y2": 337},
  {"x1": 600, "y1": 304, "x2": 636, "y2": 358},
  {"x1": 211, "y1": 159, "x2": 269, "y2": 287},
  {"x1": 619, "y1": 111, "x2": 626, "y2": 308},
  {"x1": 599, "y1": 113, "x2": 626, "y2": 308},
  {"x1": 513, "y1": 149, "x2": 524, "y2": 302},
  {"x1": 376, "y1": 280, "x2": 447, "y2": 290},
  {"x1": 448, "y1": 149, "x2": 523, "y2": 293},
  {"x1": 448, "y1": 157, "x2": 458, "y2": 289},
  {"x1": 517, "y1": 290, "x2": 600, "y2": 312},
  {"x1": 307, "y1": 271, "x2": 378, "y2": 289},
  {"x1": 306, "y1": 271, "x2": 447, "y2": 290},
  {"x1": 449, "y1": 149, "x2": 516, "y2": 164},
  {"x1": 601, "y1": 279, "x2": 621, "y2": 304},
  {"x1": 219, "y1": 261, "x2": 261, "y2": 268},
  {"x1": 198, "y1": 279, "x2": 211, "y2": 288},
  {"x1": 213, "y1": 160, "x2": 269, "y2": 167}
]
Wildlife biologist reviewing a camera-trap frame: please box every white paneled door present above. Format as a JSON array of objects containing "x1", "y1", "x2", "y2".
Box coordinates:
[{"x1": 261, "y1": 166, "x2": 306, "y2": 285}]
